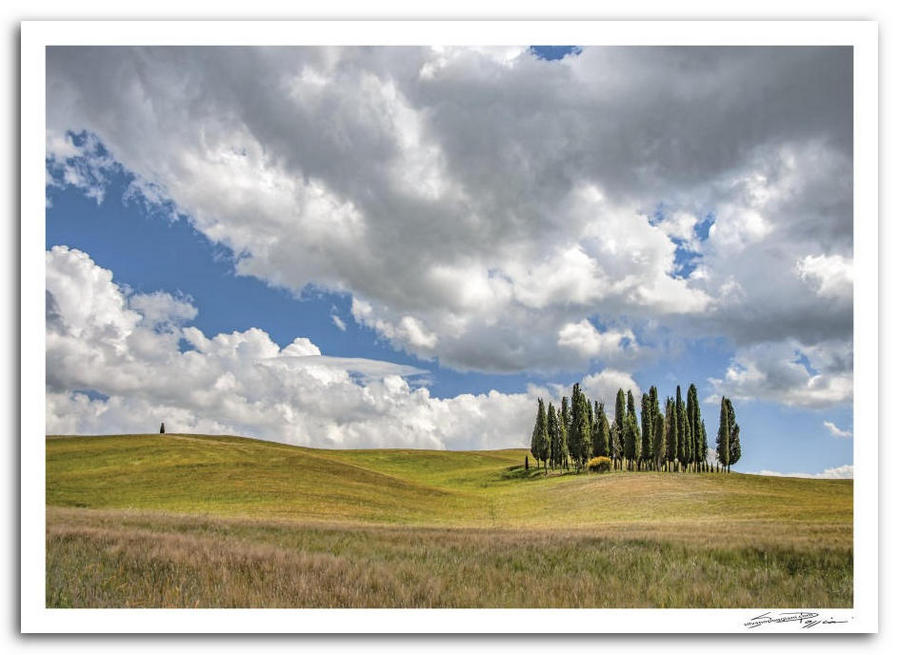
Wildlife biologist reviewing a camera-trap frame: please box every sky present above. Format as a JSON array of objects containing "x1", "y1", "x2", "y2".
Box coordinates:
[{"x1": 44, "y1": 45, "x2": 854, "y2": 477}]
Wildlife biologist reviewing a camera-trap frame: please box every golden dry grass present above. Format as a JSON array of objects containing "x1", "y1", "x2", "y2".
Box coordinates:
[{"x1": 47, "y1": 507, "x2": 852, "y2": 608}]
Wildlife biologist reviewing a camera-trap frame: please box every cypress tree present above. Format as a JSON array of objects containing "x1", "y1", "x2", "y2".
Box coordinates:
[
  {"x1": 627, "y1": 389, "x2": 637, "y2": 423},
  {"x1": 609, "y1": 421, "x2": 618, "y2": 466},
  {"x1": 646, "y1": 386, "x2": 661, "y2": 469},
  {"x1": 547, "y1": 403, "x2": 559, "y2": 469},
  {"x1": 569, "y1": 384, "x2": 592, "y2": 471},
  {"x1": 592, "y1": 401, "x2": 610, "y2": 457},
  {"x1": 716, "y1": 396, "x2": 731, "y2": 471},
  {"x1": 640, "y1": 392, "x2": 653, "y2": 468},
  {"x1": 530, "y1": 399, "x2": 547, "y2": 466},
  {"x1": 699, "y1": 419, "x2": 709, "y2": 472},
  {"x1": 614, "y1": 389, "x2": 626, "y2": 468},
  {"x1": 665, "y1": 397, "x2": 676, "y2": 470},
  {"x1": 728, "y1": 400, "x2": 741, "y2": 469},
  {"x1": 675, "y1": 386, "x2": 687, "y2": 470},
  {"x1": 626, "y1": 390, "x2": 639, "y2": 470},
  {"x1": 567, "y1": 387, "x2": 581, "y2": 469},
  {"x1": 654, "y1": 411, "x2": 665, "y2": 469},
  {"x1": 560, "y1": 397, "x2": 571, "y2": 469},
  {"x1": 567, "y1": 385, "x2": 580, "y2": 470},
  {"x1": 536, "y1": 400, "x2": 550, "y2": 470},
  {"x1": 686, "y1": 384, "x2": 700, "y2": 472},
  {"x1": 623, "y1": 413, "x2": 639, "y2": 469}
]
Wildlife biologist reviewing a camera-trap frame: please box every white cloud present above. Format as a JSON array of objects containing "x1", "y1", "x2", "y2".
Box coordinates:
[
  {"x1": 45, "y1": 246, "x2": 551, "y2": 449},
  {"x1": 45, "y1": 46, "x2": 853, "y2": 396},
  {"x1": 796, "y1": 254, "x2": 853, "y2": 301},
  {"x1": 708, "y1": 340, "x2": 852, "y2": 409},
  {"x1": 130, "y1": 291, "x2": 198, "y2": 328},
  {"x1": 749, "y1": 464, "x2": 853, "y2": 479},
  {"x1": 557, "y1": 320, "x2": 639, "y2": 362},
  {"x1": 823, "y1": 420, "x2": 852, "y2": 439},
  {"x1": 580, "y1": 370, "x2": 641, "y2": 412},
  {"x1": 330, "y1": 314, "x2": 347, "y2": 331}
]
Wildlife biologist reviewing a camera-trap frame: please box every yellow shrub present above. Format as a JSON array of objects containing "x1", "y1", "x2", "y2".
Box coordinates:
[{"x1": 587, "y1": 456, "x2": 612, "y2": 473}]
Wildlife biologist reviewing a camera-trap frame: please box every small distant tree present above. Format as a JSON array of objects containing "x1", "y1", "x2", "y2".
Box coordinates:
[{"x1": 159, "y1": 422, "x2": 165, "y2": 434}]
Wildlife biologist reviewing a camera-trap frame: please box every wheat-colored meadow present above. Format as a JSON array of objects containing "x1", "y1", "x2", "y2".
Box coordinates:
[{"x1": 46, "y1": 434, "x2": 853, "y2": 608}]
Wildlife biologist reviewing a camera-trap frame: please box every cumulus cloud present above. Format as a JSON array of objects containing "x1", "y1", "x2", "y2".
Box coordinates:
[
  {"x1": 796, "y1": 254, "x2": 853, "y2": 301},
  {"x1": 823, "y1": 420, "x2": 852, "y2": 439},
  {"x1": 45, "y1": 46, "x2": 852, "y2": 382},
  {"x1": 708, "y1": 340, "x2": 852, "y2": 408},
  {"x1": 749, "y1": 464, "x2": 853, "y2": 479},
  {"x1": 49, "y1": 246, "x2": 640, "y2": 449},
  {"x1": 556, "y1": 320, "x2": 639, "y2": 362},
  {"x1": 580, "y1": 369, "x2": 641, "y2": 413}
]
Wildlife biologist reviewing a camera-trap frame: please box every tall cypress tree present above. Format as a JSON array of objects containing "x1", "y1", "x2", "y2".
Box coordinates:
[
  {"x1": 647, "y1": 385, "x2": 661, "y2": 469},
  {"x1": 623, "y1": 413, "x2": 638, "y2": 469},
  {"x1": 626, "y1": 390, "x2": 639, "y2": 470},
  {"x1": 699, "y1": 419, "x2": 709, "y2": 471},
  {"x1": 530, "y1": 399, "x2": 547, "y2": 466},
  {"x1": 569, "y1": 384, "x2": 592, "y2": 471},
  {"x1": 614, "y1": 389, "x2": 626, "y2": 467},
  {"x1": 675, "y1": 386, "x2": 686, "y2": 469},
  {"x1": 727, "y1": 400, "x2": 741, "y2": 470},
  {"x1": 665, "y1": 397, "x2": 676, "y2": 470},
  {"x1": 536, "y1": 400, "x2": 550, "y2": 470},
  {"x1": 686, "y1": 384, "x2": 701, "y2": 472},
  {"x1": 560, "y1": 397, "x2": 571, "y2": 470},
  {"x1": 592, "y1": 401, "x2": 610, "y2": 457},
  {"x1": 547, "y1": 402, "x2": 559, "y2": 469},
  {"x1": 716, "y1": 396, "x2": 731, "y2": 471},
  {"x1": 640, "y1": 392, "x2": 653, "y2": 468},
  {"x1": 654, "y1": 410, "x2": 665, "y2": 469},
  {"x1": 567, "y1": 387, "x2": 581, "y2": 468}
]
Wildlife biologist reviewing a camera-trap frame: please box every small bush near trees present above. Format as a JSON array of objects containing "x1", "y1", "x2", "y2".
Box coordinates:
[{"x1": 587, "y1": 456, "x2": 612, "y2": 473}]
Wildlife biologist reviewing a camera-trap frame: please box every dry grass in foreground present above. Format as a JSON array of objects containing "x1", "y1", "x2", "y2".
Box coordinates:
[{"x1": 47, "y1": 507, "x2": 852, "y2": 608}]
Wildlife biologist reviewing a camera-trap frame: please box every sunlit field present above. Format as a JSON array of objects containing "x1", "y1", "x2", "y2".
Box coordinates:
[{"x1": 46, "y1": 434, "x2": 853, "y2": 608}]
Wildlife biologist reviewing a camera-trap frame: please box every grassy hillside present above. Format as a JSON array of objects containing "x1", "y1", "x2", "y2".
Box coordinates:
[{"x1": 45, "y1": 434, "x2": 853, "y2": 608}]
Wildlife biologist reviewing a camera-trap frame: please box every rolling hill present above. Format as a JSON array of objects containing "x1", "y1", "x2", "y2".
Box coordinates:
[{"x1": 45, "y1": 433, "x2": 853, "y2": 608}]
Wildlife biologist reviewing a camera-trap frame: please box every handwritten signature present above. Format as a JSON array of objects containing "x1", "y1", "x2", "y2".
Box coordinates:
[{"x1": 745, "y1": 611, "x2": 849, "y2": 630}]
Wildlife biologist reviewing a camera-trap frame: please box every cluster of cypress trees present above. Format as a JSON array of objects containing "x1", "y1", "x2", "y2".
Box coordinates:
[{"x1": 530, "y1": 384, "x2": 742, "y2": 473}]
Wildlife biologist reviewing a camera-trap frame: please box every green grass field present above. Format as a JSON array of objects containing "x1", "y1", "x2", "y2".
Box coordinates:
[{"x1": 46, "y1": 433, "x2": 853, "y2": 608}]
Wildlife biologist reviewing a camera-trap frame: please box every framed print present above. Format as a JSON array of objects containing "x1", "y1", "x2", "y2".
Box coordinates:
[{"x1": 20, "y1": 20, "x2": 878, "y2": 633}]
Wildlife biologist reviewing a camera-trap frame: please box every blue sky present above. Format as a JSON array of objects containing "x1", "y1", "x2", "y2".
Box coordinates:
[{"x1": 44, "y1": 45, "x2": 854, "y2": 475}]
